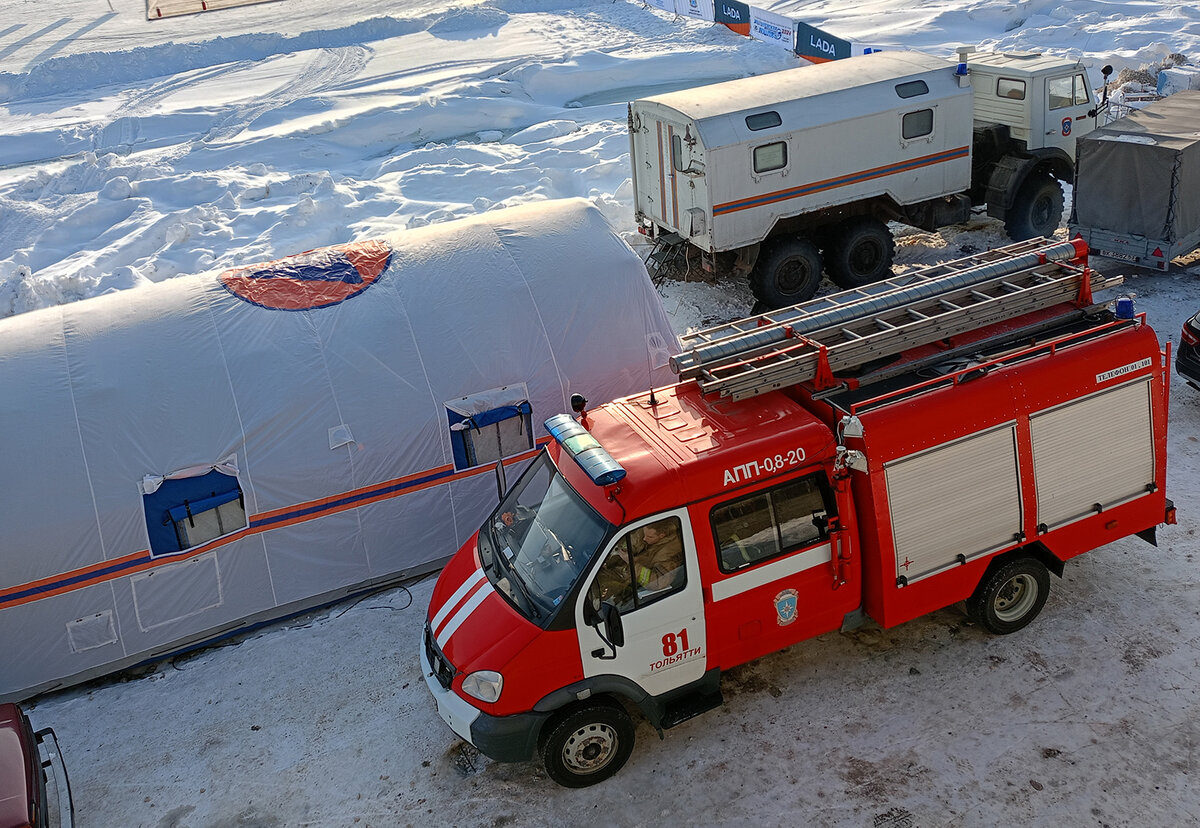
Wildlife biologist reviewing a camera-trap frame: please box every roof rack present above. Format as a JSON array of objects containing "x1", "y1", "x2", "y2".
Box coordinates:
[{"x1": 671, "y1": 238, "x2": 1122, "y2": 401}]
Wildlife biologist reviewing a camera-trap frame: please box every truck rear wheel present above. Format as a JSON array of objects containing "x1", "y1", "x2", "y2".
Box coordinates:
[
  {"x1": 540, "y1": 701, "x2": 635, "y2": 788},
  {"x1": 1004, "y1": 172, "x2": 1065, "y2": 241},
  {"x1": 966, "y1": 557, "x2": 1051, "y2": 635},
  {"x1": 825, "y1": 217, "x2": 895, "y2": 289},
  {"x1": 750, "y1": 237, "x2": 823, "y2": 308}
]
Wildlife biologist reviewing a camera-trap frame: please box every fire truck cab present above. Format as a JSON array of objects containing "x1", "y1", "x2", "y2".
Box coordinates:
[{"x1": 421, "y1": 239, "x2": 1174, "y2": 787}]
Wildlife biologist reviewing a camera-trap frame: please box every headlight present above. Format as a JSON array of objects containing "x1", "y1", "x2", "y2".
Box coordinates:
[{"x1": 460, "y1": 670, "x2": 504, "y2": 704}]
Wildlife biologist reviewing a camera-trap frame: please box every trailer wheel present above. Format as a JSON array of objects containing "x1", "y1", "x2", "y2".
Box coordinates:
[
  {"x1": 1004, "y1": 172, "x2": 1065, "y2": 241},
  {"x1": 540, "y1": 701, "x2": 635, "y2": 788},
  {"x1": 966, "y1": 557, "x2": 1051, "y2": 635},
  {"x1": 750, "y1": 237, "x2": 823, "y2": 308},
  {"x1": 825, "y1": 218, "x2": 895, "y2": 289}
]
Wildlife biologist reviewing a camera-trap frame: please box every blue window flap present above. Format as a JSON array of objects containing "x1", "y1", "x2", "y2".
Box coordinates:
[
  {"x1": 471, "y1": 401, "x2": 531, "y2": 429},
  {"x1": 167, "y1": 488, "x2": 241, "y2": 523}
]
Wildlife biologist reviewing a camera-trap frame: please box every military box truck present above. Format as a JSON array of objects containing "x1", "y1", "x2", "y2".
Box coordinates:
[{"x1": 630, "y1": 48, "x2": 1104, "y2": 307}]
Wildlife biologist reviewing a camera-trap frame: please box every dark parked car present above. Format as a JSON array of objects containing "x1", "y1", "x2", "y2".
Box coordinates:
[
  {"x1": 1177, "y1": 310, "x2": 1200, "y2": 389},
  {"x1": 0, "y1": 704, "x2": 72, "y2": 828}
]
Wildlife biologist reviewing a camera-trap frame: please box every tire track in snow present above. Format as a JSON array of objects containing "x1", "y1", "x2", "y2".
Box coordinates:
[{"x1": 201, "y1": 45, "x2": 372, "y2": 144}]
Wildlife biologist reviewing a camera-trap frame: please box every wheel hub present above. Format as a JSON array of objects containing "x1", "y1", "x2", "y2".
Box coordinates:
[
  {"x1": 994, "y1": 573, "x2": 1037, "y2": 621},
  {"x1": 562, "y1": 723, "x2": 617, "y2": 773},
  {"x1": 776, "y1": 260, "x2": 808, "y2": 293}
]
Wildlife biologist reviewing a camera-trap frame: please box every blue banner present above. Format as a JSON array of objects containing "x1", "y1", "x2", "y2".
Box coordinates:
[
  {"x1": 794, "y1": 22, "x2": 851, "y2": 63},
  {"x1": 714, "y1": 0, "x2": 749, "y2": 28}
]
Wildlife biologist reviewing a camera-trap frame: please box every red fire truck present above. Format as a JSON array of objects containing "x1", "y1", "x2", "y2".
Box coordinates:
[{"x1": 420, "y1": 238, "x2": 1174, "y2": 787}]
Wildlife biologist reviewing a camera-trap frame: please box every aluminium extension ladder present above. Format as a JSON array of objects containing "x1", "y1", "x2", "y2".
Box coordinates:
[{"x1": 670, "y1": 238, "x2": 1124, "y2": 402}]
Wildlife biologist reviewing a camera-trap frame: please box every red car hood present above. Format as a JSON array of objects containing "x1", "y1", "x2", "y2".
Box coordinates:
[{"x1": 427, "y1": 537, "x2": 540, "y2": 675}]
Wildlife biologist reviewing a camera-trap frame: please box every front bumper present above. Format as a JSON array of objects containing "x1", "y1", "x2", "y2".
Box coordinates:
[{"x1": 419, "y1": 631, "x2": 550, "y2": 763}]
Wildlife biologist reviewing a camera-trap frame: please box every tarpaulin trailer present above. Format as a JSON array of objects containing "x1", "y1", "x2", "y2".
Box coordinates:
[
  {"x1": 0, "y1": 198, "x2": 678, "y2": 702},
  {"x1": 1070, "y1": 90, "x2": 1200, "y2": 270}
]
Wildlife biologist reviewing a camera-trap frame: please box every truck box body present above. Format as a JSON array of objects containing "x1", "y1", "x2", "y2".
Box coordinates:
[
  {"x1": 808, "y1": 312, "x2": 1167, "y2": 628},
  {"x1": 629, "y1": 51, "x2": 975, "y2": 252},
  {"x1": 1070, "y1": 90, "x2": 1200, "y2": 269}
]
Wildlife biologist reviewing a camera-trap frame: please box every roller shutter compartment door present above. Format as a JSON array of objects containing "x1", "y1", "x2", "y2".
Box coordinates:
[
  {"x1": 1031, "y1": 378, "x2": 1155, "y2": 530},
  {"x1": 884, "y1": 424, "x2": 1022, "y2": 582}
]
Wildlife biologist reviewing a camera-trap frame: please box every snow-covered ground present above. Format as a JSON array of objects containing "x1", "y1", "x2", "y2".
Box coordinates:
[{"x1": 4, "y1": 0, "x2": 1200, "y2": 825}]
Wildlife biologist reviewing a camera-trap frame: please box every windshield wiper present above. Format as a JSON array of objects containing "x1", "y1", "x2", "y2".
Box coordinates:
[{"x1": 506, "y1": 562, "x2": 541, "y2": 619}]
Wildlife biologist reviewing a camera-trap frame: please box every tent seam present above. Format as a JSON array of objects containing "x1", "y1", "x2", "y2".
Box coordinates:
[
  {"x1": 202, "y1": 280, "x2": 278, "y2": 607},
  {"x1": 301, "y1": 309, "x2": 371, "y2": 572},
  {"x1": 60, "y1": 305, "x2": 129, "y2": 659},
  {"x1": 490, "y1": 225, "x2": 569, "y2": 413}
]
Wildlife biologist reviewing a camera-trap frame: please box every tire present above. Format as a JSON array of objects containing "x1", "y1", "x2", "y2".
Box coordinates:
[
  {"x1": 750, "y1": 237, "x2": 823, "y2": 309},
  {"x1": 1004, "y1": 172, "x2": 1065, "y2": 241},
  {"x1": 824, "y1": 217, "x2": 895, "y2": 289},
  {"x1": 966, "y1": 556, "x2": 1051, "y2": 635},
  {"x1": 540, "y1": 701, "x2": 635, "y2": 788}
]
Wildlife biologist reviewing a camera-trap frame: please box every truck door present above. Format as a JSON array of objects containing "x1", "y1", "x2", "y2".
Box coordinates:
[
  {"x1": 634, "y1": 111, "x2": 694, "y2": 237},
  {"x1": 703, "y1": 468, "x2": 857, "y2": 668},
  {"x1": 1040, "y1": 70, "x2": 1094, "y2": 153},
  {"x1": 576, "y1": 510, "x2": 707, "y2": 697}
]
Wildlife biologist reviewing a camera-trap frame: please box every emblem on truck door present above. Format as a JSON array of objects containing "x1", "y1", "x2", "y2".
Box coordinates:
[{"x1": 774, "y1": 588, "x2": 799, "y2": 626}]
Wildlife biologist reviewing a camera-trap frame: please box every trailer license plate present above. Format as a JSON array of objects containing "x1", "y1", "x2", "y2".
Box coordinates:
[{"x1": 1098, "y1": 249, "x2": 1137, "y2": 262}]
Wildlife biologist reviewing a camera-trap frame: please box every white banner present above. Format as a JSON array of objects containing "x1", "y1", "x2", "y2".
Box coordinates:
[
  {"x1": 749, "y1": 7, "x2": 795, "y2": 50},
  {"x1": 674, "y1": 0, "x2": 716, "y2": 21},
  {"x1": 644, "y1": 0, "x2": 674, "y2": 12}
]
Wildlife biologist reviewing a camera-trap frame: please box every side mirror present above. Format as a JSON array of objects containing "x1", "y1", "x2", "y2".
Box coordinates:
[
  {"x1": 587, "y1": 601, "x2": 625, "y2": 660},
  {"x1": 599, "y1": 603, "x2": 625, "y2": 648}
]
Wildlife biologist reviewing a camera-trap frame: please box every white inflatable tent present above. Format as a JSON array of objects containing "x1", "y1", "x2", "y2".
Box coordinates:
[{"x1": 0, "y1": 198, "x2": 677, "y2": 701}]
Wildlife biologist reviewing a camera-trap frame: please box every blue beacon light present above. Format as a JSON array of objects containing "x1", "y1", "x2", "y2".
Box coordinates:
[{"x1": 544, "y1": 413, "x2": 626, "y2": 487}]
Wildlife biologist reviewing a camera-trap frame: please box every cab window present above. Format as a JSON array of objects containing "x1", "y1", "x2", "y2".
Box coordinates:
[
  {"x1": 1048, "y1": 74, "x2": 1089, "y2": 109},
  {"x1": 711, "y1": 474, "x2": 834, "y2": 573},
  {"x1": 997, "y1": 78, "x2": 1026, "y2": 100},
  {"x1": 589, "y1": 516, "x2": 685, "y2": 613}
]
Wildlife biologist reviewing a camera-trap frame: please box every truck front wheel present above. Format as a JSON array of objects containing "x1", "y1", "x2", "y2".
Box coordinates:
[
  {"x1": 1004, "y1": 172, "x2": 1065, "y2": 241},
  {"x1": 966, "y1": 556, "x2": 1051, "y2": 634},
  {"x1": 750, "y1": 237, "x2": 823, "y2": 308},
  {"x1": 825, "y1": 217, "x2": 895, "y2": 289},
  {"x1": 540, "y1": 701, "x2": 635, "y2": 788}
]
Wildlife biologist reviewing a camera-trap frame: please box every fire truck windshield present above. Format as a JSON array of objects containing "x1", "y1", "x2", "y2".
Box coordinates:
[{"x1": 478, "y1": 451, "x2": 611, "y2": 622}]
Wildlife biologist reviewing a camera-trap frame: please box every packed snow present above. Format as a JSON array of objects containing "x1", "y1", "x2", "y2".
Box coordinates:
[{"x1": 3, "y1": 0, "x2": 1200, "y2": 825}]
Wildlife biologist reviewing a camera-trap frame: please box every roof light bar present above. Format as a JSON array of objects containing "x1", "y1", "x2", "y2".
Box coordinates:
[{"x1": 544, "y1": 413, "x2": 626, "y2": 487}]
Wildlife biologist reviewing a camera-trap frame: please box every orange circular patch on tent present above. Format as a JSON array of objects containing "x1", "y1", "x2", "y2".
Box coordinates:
[{"x1": 219, "y1": 239, "x2": 392, "y2": 310}]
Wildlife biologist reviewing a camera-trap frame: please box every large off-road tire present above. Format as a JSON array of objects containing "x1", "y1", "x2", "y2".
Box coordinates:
[
  {"x1": 1004, "y1": 172, "x2": 1065, "y2": 241},
  {"x1": 540, "y1": 701, "x2": 635, "y2": 788},
  {"x1": 750, "y1": 237, "x2": 823, "y2": 309},
  {"x1": 966, "y1": 556, "x2": 1051, "y2": 635},
  {"x1": 824, "y1": 217, "x2": 896, "y2": 289}
]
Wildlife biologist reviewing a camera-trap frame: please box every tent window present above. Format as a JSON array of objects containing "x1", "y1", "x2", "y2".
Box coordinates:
[
  {"x1": 143, "y1": 469, "x2": 246, "y2": 558},
  {"x1": 447, "y1": 387, "x2": 535, "y2": 471}
]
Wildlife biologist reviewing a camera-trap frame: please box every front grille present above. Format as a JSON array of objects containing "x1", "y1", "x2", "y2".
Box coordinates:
[{"x1": 424, "y1": 624, "x2": 455, "y2": 690}]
